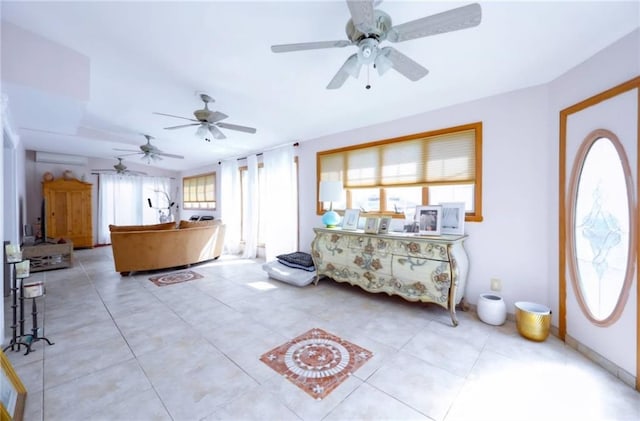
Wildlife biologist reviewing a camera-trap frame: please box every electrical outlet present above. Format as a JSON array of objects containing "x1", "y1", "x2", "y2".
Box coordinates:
[{"x1": 490, "y1": 278, "x2": 502, "y2": 291}]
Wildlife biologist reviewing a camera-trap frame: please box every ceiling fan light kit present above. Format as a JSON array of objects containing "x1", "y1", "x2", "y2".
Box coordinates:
[{"x1": 271, "y1": 1, "x2": 481, "y2": 89}]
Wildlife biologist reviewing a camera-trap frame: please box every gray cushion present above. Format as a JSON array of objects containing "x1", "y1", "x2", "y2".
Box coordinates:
[{"x1": 276, "y1": 252, "x2": 314, "y2": 269}]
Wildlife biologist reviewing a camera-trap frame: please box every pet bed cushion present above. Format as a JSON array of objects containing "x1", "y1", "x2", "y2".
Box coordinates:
[{"x1": 262, "y1": 260, "x2": 315, "y2": 287}]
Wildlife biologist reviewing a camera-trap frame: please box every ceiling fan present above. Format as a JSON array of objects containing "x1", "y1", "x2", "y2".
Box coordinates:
[
  {"x1": 91, "y1": 157, "x2": 147, "y2": 176},
  {"x1": 271, "y1": 0, "x2": 482, "y2": 89},
  {"x1": 114, "y1": 134, "x2": 184, "y2": 163},
  {"x1": 153, "y1": 94, "x2": 257, "y2": 141}
]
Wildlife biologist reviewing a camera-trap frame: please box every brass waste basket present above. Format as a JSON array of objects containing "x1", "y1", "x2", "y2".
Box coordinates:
[{"x1": 515, "y1": 301, "x2": 551, "y2": 342}]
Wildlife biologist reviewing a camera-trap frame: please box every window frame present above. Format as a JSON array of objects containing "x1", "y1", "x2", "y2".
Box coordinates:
[
  {"x1": 182, "y1": 172, "x2": 216, "y2": 210},
  {"x1": 316, "y1": 122, "x2": 483, "y2": 222}
]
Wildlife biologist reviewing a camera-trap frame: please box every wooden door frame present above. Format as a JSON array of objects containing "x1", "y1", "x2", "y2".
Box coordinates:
[{"x1": 559, "y1": 76, "x2": 640, "y2": 390}]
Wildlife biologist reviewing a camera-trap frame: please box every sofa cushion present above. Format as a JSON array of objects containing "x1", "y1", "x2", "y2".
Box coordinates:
[
  {"x1": 109, "y1": 222, "x2": 176, "y2": 232},
  {"x1": 178, "y1": 219, "x2": 219, "y2": 229}
]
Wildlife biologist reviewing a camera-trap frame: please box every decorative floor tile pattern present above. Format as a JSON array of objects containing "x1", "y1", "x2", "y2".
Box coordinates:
[
  {"x1": 260, "y1": 328, "x2": 373, "y2": 400},
  {"x1": 149, "y1": 270, "x2": 203, "y2": 287}
]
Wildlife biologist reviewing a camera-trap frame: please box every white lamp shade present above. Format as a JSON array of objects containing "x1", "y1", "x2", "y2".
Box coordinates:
[
  {"x1": 319, "y1": 181, "x2": 343, "y2": 202},
  {"x1": 195, "y1": 124, "x2": 209, "y2": 138}
]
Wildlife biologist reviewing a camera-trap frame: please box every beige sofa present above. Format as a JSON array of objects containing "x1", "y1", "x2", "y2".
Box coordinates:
[{"x1": 109, "y1": 220, "x2": 225, "y2": 275}]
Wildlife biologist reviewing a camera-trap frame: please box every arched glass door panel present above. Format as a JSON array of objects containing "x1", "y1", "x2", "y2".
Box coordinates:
[{"x1": 568, "y1": 130, "x2": 635, "y2": 325}]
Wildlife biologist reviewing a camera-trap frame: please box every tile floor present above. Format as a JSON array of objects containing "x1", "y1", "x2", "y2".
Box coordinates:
[{"x1": 3, "y1": 247, "x2": 639, "y2": 421}]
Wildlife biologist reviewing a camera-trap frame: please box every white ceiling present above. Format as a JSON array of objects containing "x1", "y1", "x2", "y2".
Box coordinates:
[{"x1": 2, "y1": 1, "x2": 639, "y2": 172}]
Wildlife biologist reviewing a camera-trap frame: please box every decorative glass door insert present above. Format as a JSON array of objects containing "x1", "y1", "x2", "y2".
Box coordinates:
[{"x1": 568, "y1": 129, "x2": 635, "y2": 325}]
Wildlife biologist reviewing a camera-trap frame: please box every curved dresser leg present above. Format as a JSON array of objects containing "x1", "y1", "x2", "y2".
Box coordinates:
[{"x1": 449, "y1": 305, "x2": 459, "y2": 327}]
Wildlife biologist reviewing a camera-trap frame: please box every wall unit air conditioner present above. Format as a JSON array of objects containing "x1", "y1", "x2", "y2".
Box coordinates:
[{"x1": 35, "y1": 151, "x2": 88, "y2": 166}]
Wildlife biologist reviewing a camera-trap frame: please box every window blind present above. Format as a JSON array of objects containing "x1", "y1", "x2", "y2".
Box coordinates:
[{"x1": 319, "y1": 128, "x2": 476, "y2": 188}]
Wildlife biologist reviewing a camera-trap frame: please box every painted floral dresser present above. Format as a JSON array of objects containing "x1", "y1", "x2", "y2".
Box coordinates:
[{"x1": 311, "y1": 228, "x2": 469, "y2": 326}]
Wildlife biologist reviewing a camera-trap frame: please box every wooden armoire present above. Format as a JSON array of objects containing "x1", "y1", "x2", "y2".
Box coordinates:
[{"x1": 43, "y1": 178, "x2": 93, "y2": 248}]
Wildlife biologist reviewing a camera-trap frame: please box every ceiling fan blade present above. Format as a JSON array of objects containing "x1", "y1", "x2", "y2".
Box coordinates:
[
  {"x1": 377, "y1": 47, "x2": 428, "y2": 81},
  {"x1": 208, "y1": 125, "x2": 226, "y2": 140},
  {"x1": 347, "y1": 0, "x2": 376, "y2": 34},
  {"x1": 152, "y1": 112, "x2": 199, "y2": 123},
  {"x1": 216, "y1": 122, "x2": 257, "y2": 134},
  {"x1": 387, "y1": 3, "x2": 482, "y2": 43},
  {"x1": 327, "y1": 54, "x2": 361, "y2": 89},
  {"x1": 156, "y1": 152, "x2": 185, "y2": 159},
  {"x1": 207, "y1": 111, "x2": 229, "y2": 123},
  {"x1": 113, "y1": 148, "x2": 141, "y2": 153},
  {"x1": 271, "y1": 40, "x2": 352, "y2": 53},
  {"x1": 164, "y1": 123, "x2": 200, "y2": 130}
]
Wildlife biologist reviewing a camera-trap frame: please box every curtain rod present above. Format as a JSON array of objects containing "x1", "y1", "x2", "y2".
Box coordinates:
[
  {"x1": 91, "y1": 173, "x2": 176, "y2": 179},
  {"x1": 223, "y1": 142, "x2": 299, "y2": 164}
]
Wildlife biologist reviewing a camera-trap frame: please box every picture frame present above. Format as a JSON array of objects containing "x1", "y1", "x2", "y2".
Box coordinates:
[
  {"x1": 416, "y1": 205, "x2": 442, "y2": 235},
  {"x1": 440, "y1": 202, "x2": 466, "y2": 235},
  {"x1": 342, "y1": 209, "x2": 360, "y2": 230},
  {"x1": 1, "y1": 350, "x2": 27, "y2": 421},
  {"x1": 364, "y1": 217, "x2": 379, "y2": 234},
  {"x1": 378, "y1": 216, "x2": 392, "y2": 234}
]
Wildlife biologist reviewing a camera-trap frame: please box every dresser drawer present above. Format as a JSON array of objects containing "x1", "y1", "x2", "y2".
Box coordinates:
[{"x1": 392, "y1": 239, "x2": 450, "y2": 262}]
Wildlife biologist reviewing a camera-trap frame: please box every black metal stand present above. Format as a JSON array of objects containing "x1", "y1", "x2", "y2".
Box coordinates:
[
  {"x1": 24, "y1": 294, "x2": 54, "y2": 354},
  {"x1": 2, "y1": 261, "x2": 32, "y2": 354}
]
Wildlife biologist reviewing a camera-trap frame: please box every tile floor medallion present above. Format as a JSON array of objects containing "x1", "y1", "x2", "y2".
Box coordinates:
[
  {"x1": 148, "y1": 270, "x2": 203, "y2": 286},
  {"x1": 260, "y1": 328, "x2": 373, "y2": 400}
]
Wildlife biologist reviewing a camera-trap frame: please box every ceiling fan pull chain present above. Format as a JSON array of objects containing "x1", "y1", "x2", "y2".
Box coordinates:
[{"x1": 366, "y1": 65, "x2": 371, "y2": 90}]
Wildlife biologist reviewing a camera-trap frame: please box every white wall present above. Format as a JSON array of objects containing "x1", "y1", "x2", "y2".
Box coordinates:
[
  {"x1": 179, "y1": 162, "x2": 222, "y2": 221},
  {"x1": 298, "y1": 84, "x2": 552, "y2": 312},
  {"x1": 2, "y1": 96, "x2": 27, "y2": 345},
  {"x1": 546, "y1": 28, "x2": 640, "y2": 322},
  {"x1": 24, "y1": 153, "x2": 180, "y2": 245},
  {"x1": 297, "y1": 28, "x2": 640, "y2": 322}
]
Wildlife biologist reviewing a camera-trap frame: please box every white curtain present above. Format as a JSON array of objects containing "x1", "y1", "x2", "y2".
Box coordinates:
[
  {"x1": 220, "y1": 160, "x2": 242, "y2": 255},
  {"x1": 263, "y1": 145, "x2": 298, "y2": 261},
  {"x1": 96, "y1": 174, "x2": 173, "y2": 244},
  {"x1": 242, "y1": 154, "x2": 259, "y2": 258}
]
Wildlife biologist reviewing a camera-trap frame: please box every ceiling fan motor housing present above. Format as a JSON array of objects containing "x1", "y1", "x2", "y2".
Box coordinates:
[
  {"x1": 346, "y1": 10, "x2": 392, "y2": 43},
  {"x1": 194, "y1": 109, "x2": 212, "y2": 122}
]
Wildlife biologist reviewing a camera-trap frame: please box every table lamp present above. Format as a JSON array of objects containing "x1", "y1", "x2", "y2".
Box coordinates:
[{"x1": 319, "y1": 180, "x2": 343, "y2": 228}]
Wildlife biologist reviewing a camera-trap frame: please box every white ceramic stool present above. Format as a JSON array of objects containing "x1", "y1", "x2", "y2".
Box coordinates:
[{"x1": 477, "y1": 293, "x2": 507, "y2": 326}]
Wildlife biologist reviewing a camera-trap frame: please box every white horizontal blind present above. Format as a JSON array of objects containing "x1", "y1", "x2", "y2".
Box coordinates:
[
  {"x1": 183, "y1": 172, "x2": 216, "y2": 209},
  {"x1": 319, "y1": 128, "x2": 476, "y2": 188},
  {"x1": 425, "y1": 131, "x2": 475, "y2": 182}
]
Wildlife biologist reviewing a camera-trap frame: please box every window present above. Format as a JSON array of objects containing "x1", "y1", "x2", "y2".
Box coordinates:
[
  {"x1": 567, "y1": 130, "x2": 634, "y2": 325},
  {"x1": 183, "y1": 172, "x2": 216, "y2": 210},
  {"x1": 317, "y1": 122, "x2": 482, "y2": 221}
]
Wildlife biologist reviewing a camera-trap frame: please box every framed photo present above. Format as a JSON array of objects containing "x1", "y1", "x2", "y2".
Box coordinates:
[
  {"x1": 364, "y1": 217, "x2": 379, "y2": 234},
  {"x1": 416, "y1": 205, "x2": 442, "y2": 235},
  {"x1": 440, "y1": 202, "x2": 466, "y2": 235},
  {"x1": 342, "y1": 209, "x2": 360, "y2": 230},
  {"x1": 378, "y1": 216, "x2": 392, "y2": 234},
  {"x1": 1, "y1": 350, "x2": 27, "y2": 421}
]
